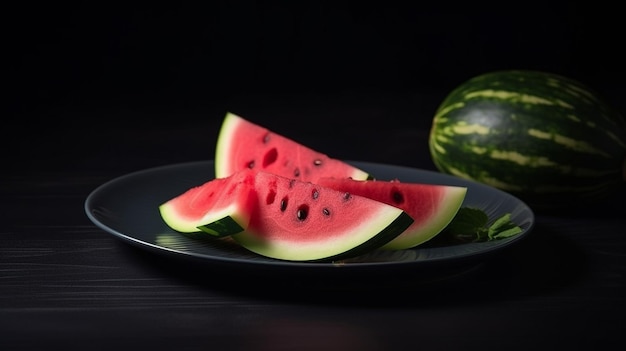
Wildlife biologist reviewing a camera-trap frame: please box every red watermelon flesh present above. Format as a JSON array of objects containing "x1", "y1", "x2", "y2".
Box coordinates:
[
  {"x1": 159, "y1": 168, "x2": 414, "y2": 262},
  {"x1": 317, "y1": 177, "x2": 467, "y2": 249},
  {"x1": 232, "y1": 171, "x2": 414, "y2": 262},
  {"x1": 214, "y1": 112, "x2": 370, "y2": 182},
  {"x1": 159, "y1": 169, "x2": 257, "y2": 236}
]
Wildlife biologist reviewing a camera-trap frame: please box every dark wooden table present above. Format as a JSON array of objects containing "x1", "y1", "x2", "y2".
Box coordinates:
[{"x1": 3, "y1": 93, "x2": 625, "y2": 350}]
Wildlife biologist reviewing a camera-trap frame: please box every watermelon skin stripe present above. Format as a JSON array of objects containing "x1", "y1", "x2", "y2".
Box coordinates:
[
  {"x1": 432, "y1": 123, "x2": 622, "y2": 169},
  {"x1": 442, "y1": 101, "x2": 626, "y2": 152},
  {"x1": 435, "y1": 120, "x2": 615, "y2": 160},
  {"x1": 429, "y1": 70, "x2": 626, "y2": 208},
  {"x1": 432, "y1": 141, "x2": 622, "y2": 184},
  {"x1": 526, "y1": 128, "x2": 612, "y2": 158},
  {"x1": 437, "y1": 161, "x2": 618, "y2": 195},
  {"x1": 434, "y1": 99, "x2": 624, "y2": 158},
  {"x1": 464, "y1": 90, "x2": 571, "y2": 108}
]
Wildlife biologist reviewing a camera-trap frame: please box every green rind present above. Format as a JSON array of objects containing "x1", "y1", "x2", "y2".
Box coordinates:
[
  {"x1": 429, "y1": 70, "x2": 626, "y2": 208},
  {"x1": 197, "y1": 216, "x2": 246, "y2": 237},
  {"x1": 381, "y1": 186, "x2": 467, "y2": 250},
  {"x1": 324, "y1": 211, "x2": 414, "y2": 262},
  {"x1": 159, "y1": 202, "x2": 251, "y2": 237},
  {"x1": 232, "y1": 211, "x2": 414, "y2": 263}
]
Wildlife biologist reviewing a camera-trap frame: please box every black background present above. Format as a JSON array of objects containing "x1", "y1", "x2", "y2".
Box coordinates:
[
  {"x1": 3, "y1": 4, "x2": 626, "y2": 349},
  {"x1": 7, "y1": 3, "x2": 625, "y2": 131}
]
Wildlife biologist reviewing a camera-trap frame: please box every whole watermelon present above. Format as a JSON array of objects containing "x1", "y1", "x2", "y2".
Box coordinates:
[{"x1": 428, "y1": 70, "x2": 626, "y2": 211}]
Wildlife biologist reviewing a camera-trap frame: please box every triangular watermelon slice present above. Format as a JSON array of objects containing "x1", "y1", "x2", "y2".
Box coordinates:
[
  {"x1": 159, "y1": 169, "x2": 414, "y2": 262},
  {"x1": 215, "y1": 112, "x2": 371, "y2": 182},
  {"x1": 159, "y1": 169, "x2": 257, "y2": 236},
  {"x1": 317, "y1": 177, "x2": 467, "y2": 249}
]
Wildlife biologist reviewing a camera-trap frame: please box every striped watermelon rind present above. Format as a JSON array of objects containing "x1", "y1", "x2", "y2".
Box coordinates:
[{"x1": 429, "y1": 70, "x2": 626, "y2": 209}]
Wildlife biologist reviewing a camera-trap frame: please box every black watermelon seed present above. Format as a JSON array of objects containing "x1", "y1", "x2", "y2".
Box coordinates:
[
  {"x1": 391, "y1": 189, "x2": 404, "y2": 205},
  {"x1": 296, "y1": 205, "x2": 309, "y2": 221}
]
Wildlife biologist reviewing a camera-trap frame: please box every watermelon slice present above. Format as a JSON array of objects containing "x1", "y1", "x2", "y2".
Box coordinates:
[
  {"x1": 317, "y1": 177, "x2": 467, "y2": 249},
  {"x1": 215, "y1": 112, "x2": 371, "y2": 182},
  {"x1": 159, "y1": 169, "x2": 414, "y2": 262},
  {"x1": 159, "y1": 169, "x2": 257, "y2": 236}
]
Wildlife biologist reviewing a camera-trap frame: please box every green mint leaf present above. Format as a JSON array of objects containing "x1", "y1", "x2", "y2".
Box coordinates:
[
  {"x1": 439, "y1": 207, "x2": 523, "y2": 244},
  {"x1": 444, "y1": 207, "x2": 488, "y2": 243},
  {"x1": 446, "y1": 207, "x2": 488, "y2": 234},
  {"x1": 492, "y1": 226, "x2": 523, "y2": 239},
  {"x1": 487, "y1": 213, "x2": 523, "y2": 240}
]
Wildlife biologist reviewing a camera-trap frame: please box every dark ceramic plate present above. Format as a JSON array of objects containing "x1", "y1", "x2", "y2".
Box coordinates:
[{"x1": 85, "y1": 161, "x2": 534, "y2": 277}]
